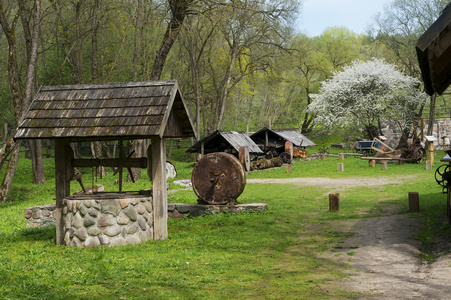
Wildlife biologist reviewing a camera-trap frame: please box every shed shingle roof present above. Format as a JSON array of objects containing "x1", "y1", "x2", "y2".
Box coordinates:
[
  {"x1": 14, "y1": 81, "x2": 196, "y2": 140},
  {"x1": 186, "y1": 131, "x2": 263, "y2": 154},
  {"x1": 250, "y1": 127, "x2": 316, "y2": 147}
]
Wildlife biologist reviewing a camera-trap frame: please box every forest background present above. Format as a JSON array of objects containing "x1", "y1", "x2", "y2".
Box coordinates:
[{"x1": 0, "y1": 0, "x2": 450, "y2": 201}]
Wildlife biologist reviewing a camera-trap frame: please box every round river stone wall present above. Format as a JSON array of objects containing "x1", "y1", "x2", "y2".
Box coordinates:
[{"x1": 63, "y1": 195, "x2": 153, "y2": 247}]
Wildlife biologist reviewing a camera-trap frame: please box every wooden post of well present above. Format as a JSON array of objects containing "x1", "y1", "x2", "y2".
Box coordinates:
[
  {"x1": 329, "y1": 193, "x2": 340, "y2": 211},
  {"x1": 408, "y1": 192, "x2": 420, "y2": 212},
  {"x1": 151, "y1": 136, "x2": 168, "y2": 240},
  {"x1": 54, "y1": 139, "x2": 73, "y2": 245}
]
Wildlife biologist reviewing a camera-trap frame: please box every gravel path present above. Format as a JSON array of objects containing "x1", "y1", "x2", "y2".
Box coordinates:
[{"x1": 248, "y1": 175, "x2": 451, "y2": 299}]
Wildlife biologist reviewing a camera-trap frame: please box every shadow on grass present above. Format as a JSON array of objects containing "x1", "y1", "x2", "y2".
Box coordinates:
[{"x1": 17, "y1": 225, "x2": 56, "y2": 242}]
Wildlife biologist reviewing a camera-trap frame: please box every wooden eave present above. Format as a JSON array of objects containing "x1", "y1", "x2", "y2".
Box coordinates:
[
  {"x1": 14, "y1": 80, "x2": 196, "y2": 142},
  {"x1": 416, "y1": 4, "x2": 451, "y2": 95}
]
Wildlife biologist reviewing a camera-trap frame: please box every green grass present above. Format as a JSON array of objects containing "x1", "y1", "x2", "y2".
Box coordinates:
[{"x1": 0, "y1": 150, "x2": 449, "y2": 299}]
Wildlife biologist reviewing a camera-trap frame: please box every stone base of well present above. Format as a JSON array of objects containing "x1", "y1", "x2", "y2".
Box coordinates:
[
  {"x1": 25, "y1": 201, "x2": 268, "y2": 245},
  {"x1": 167, "y1": 203, "x2": 268, "y2": 219},
  {"x1": 62, "y1": 194, "x2": 153, "y2": 247},
  {"x1": 25, "y1": 204, "x2": 56, "y2": 228}
]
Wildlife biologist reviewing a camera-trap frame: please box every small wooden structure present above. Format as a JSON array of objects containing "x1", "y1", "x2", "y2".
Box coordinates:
[
  {"x1": 14, "y1": 80, "x2": 196, "y2": 245},
  {"x1": 186, "y1": 130, "x2": 263, "y2": 159},
  {"x1": 250, "y1": 127, "x2": 316, "y2": 158},
  {"x1": 417, "y1": 3, "x2": 451, "y2": 96}
]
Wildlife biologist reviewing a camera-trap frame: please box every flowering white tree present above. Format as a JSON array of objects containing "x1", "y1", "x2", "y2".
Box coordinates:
[{"x1": 308, "y1": 58, "x2": 427, "y2": 139}]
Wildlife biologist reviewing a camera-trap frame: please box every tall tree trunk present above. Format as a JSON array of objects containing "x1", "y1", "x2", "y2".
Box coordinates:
[
  {"x1": 216, "y1": 45, "x2": 240, "y2": 130},
  {"x1": 20, "y1": 0, "x2": 45, "y2": 184},
  {"x1": 30, "y1": 139, "x2": 45, "y2": 184},
  {"x1": 133, "y1": 0, "x2": 143, "y2": 81},
  {"x1": 129, "y1": 0, "x2": 144, "y2": 180},
  {"x1": 0, "y1": 144, "x2": 21, "y2": 202},
  {"x1": 150, "y1": 0, "x2": 190, "y2": 80},
  {"x1": 91, "y1": 0, "x2": 99, "y2": 82},
  {"x1": 91, "y1": 141, "x2": 105, "y2": 178},
  {"x1": 0, "y1": 0, "x2": 41, "y2": 202}
]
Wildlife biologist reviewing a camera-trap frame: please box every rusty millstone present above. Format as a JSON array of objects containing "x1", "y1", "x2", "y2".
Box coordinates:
[{"x1": 191, "y1": 152, "x2": 246, "y2": 205}]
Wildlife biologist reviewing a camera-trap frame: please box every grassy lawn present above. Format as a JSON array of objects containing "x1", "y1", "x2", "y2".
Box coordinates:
[{"x1": 0, "y1": 150, "x2": 449, "y2": 299}]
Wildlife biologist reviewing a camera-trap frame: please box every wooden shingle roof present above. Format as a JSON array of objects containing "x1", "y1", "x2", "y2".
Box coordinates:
[{"x1": 14, "y1": 80, "x2": 196, "y2": 141}]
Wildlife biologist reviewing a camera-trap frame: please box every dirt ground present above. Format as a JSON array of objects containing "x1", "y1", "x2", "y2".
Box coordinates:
[{"x1": 247, "y1": 176, "x2": 451, "y2": 299}]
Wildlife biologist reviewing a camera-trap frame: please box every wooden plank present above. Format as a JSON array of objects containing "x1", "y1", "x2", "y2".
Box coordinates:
[
  {"x1": 20, "y1": 115, "x2": 164, "y2": 129},
  {"x1": 73, "y1": 157, "x2": 147, "y2": 168},
  {"x1": 151, "y1": 136, "x2": 167, "y2": 240},
  {"x1": 15, "y1": 124, "x2": 162, "y2": 139},
  {"x1": 26, "y1": 106, "x2": 165, "y2": 119},
  {"x1": 360, "y1": 157, "x2": 395, "y2": 160},
  {"x1": 32, "y1": 97, "x2": 170, "y2": 110}
]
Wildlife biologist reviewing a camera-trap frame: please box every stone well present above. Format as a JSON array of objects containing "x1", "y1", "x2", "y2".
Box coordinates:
[{"x1": 62, "y1": 193, "x2": 153, "y2": 247}]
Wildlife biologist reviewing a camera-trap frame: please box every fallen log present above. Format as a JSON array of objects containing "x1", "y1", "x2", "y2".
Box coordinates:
[{"x1": 251, "y1": 157, "x2": 283, "y2": 171}]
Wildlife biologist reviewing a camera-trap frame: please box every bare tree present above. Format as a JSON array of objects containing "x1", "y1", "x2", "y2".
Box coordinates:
[{"x1": 0, "y1": 0, "x2": 41, "y2": 202}]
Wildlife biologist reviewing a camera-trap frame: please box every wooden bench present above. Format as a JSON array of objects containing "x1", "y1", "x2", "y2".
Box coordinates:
[
  {"x1": 338, "y1": 153, "x2": 364, "y2": 159},
  {"x1": 360, "y1": 156, "x2": 399, "y2": 167}
]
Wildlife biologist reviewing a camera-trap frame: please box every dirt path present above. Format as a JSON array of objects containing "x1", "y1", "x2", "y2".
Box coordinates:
[{"x1": 248, "y1": 175, "x2": 451, "y2": 299}]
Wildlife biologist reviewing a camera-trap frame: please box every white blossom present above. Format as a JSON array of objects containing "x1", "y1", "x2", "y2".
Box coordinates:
[{"x1": 308, "y1": 58, "x2": 427, "y2": 135}]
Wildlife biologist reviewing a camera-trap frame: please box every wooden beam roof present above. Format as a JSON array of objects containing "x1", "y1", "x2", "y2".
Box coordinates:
[
  {"x1": 14, "y1": 81, "x2": 196, "y2": 141},
  {"x1": 417, "y1": 4, "x2": 451, "y2": 95}
]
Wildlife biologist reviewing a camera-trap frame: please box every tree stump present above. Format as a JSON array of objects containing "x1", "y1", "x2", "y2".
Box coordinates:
[
  {"x1": 381, "y1": 161, "x2": 388, "y2": 170},
  {"x1": 339, "y1": 154, "x2": 345, "y2": 160},
  {"x1": 408, "y1": 192, "x2": 420, "y2": 212},
  {"x1": 337, "y1": 163, "x2": 344, "y2": 172}
]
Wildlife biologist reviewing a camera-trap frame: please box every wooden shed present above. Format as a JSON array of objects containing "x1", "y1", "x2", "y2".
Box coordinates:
[
  {"x1": 250, "y1": 127, "x2": 316, "y2": 157},
  {"x1": 186, "y1": 130, "x2": 263, "y2": 158},
  {"x1": 417, "y1": 3, "x2": 451, "y2": 95},
  {"x1": 14, "y1": 80, "x2": 196, "y2": 245}
]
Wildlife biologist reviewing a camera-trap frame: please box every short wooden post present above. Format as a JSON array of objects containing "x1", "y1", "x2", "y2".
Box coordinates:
[
  {"x1": 329, "y1": 193, "x2": 340, "y2": 211},
  {"x1": 426, "y1": 160, "x2": 432, "y2": 170},
  {"x1": 286, "y1": 164, "x2": 292, "y2": 173},
  {"x1": 428, "y1": 141, "x2": 434, "y2": 166},
  {"x1": 426, "y1": 136, "x2": 437, "y2": 167},
  {"x1": 408, "y1": 192, "x2": 420, "y2": 212},
  {"x1": 339, "y1": 153, "x2": 345, "y2": 160},
  {"x1": 381, "y1": 161, "x2": 388, "y2": 170},
  {"x1": 369, "y1": 159, "x2": 376, "y2": 167},
  {"x1": 320, "y1": 155, "x2": 325, "y2": 161},
  {"x1": 337, "y1": 163, "x2": 344, "y2": 172}
]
